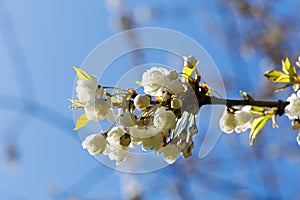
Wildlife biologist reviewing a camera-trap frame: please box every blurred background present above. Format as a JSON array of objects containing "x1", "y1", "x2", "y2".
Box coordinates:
[{"x1": 1, "y1": 0, "x2": 300, "y2": 199}]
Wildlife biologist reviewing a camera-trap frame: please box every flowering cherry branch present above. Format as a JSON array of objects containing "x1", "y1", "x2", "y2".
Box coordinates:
[{"x1": 70, "y1": 55, "x2": 300, "y2": 165}]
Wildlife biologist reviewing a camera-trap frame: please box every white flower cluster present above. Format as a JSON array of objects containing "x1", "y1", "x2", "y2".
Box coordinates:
[
  {"x1": 79, "y1": 64, "x2": 200, "y2": 165},
  {"x1": 82, "y1": 110, "x2": 198, "y2": 165},
  {"x1": 285, "y1": 90, "x2": 300, "y2": 144},
  {"x1": 75, "y1": 76, "x2": 114, "y2": 122},
  {"x1": 285, "y1": 90, "x2": 300, "y2": 120},
  {"x1": 219, "y1": 106, "x2": 253, "y2": 134}
]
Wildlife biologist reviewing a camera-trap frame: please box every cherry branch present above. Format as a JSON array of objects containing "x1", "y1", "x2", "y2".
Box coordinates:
[{"x1": 197, "y1": 93, "x2": 290, "y2": 116}]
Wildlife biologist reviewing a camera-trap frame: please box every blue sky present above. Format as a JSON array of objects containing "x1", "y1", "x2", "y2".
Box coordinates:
[{"x1": 1, "y1": 0, "x2": 300, "y2": 199}]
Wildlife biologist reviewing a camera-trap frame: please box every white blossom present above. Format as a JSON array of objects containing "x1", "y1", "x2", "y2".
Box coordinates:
[
  {"x1": 133, "y1": 94, "x2": 150, "y2": 110},
  {"x1": 235, "y1": 107, "x2": 253, "y2": 133},
  {"x1": 285, "y1": 90, "x2": 300, "y2": 119},
  {"x1": 129, "y1": 136, "x2": 142, "y2": 148},
  {"x1": 296, "y1": 56, "x2": 300, "y2": 68},
  {"x1": 84, "y1": 98, "x2": 114, "y2": 122},
  {"x1": 129, "y1": 125, "x2": 159, "y2": 138},
  {"x1": 166, "y1": 70, "x2": 178, "y2": 80},
  {"x1": 219, "y1": 110, "x2": 237, "y2": 134},
  {"x1": 142, "y1": 67, "x2": 168, "y2": 96},
  {"x1": 153, "y1": 107, "x2": 177, "y2": 132},
  {"x1": 162, "y1": 143, "x2": 181, "y2": 164},
  {"x1": 76, "y1": 75, "x2": 101, "y2": 103},
  {"x1": 166, "y1": 79, "x2": 183, "y2": 95},
  {"x1": 104, "y1": 127, "x2": 128, "y2": 165},
  {"x1": 220, "y1": 107, "x2": 253, "y2": 134},
  {"x1": 141, "y1": 67, "x2": 183, "y2": 96},
  {"x1": 141, "y1": 133, "x2": 163, "y2": 151},
  {"x1": 119, "y1": 112, "x2": 137, "y2": 127},
  {"x1": 82, "y1": 134, "x2": 107, "y2": 155},
  {"x1": 107, "y1": 126, "x2": 127, "y2": 142}
]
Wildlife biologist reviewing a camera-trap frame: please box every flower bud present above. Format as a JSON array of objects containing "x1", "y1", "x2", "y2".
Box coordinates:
[
  {"x1": 178, "y1": 131, "x2": 187, "y2": 140},
  {"x1": 166, "y1": 70, "x2": 178, "y2": 81},
  {"x1": 143, "y1": 117, "x2": 153, "y2": 126},
  {"x1": 182, "y1": 142, "x2": 194, "y2": 158},
  {"x1": 292, "y1": 119, "x2": 300, "y2": 130},
  {"x1": 171, "y1": 98, "x2": 182, "y2": 109},
  {"x1": 134, "y1": 94, "x2": 150, "y2": 110},
  {"x1": 161, "y1": 90, "x2": 171, "y2": 102},
  {"x1": 183, "y1": 55, "x2": 198, "y2": 68},
  {"x1": 177, "y1": 139, "x2": 186, "y2": 150},
  {"x1": 120, "y1": 133, "x2": 131, "y2": 147},
  {"x1": 163, "y1": 143, "x2": 180, "y2": 164},
  {"x1": 188, "y1": 125, "x2": 198, "y2": 135},
  {"x1": 162, "y1": 131, "x2": 170, "y2": 137}
]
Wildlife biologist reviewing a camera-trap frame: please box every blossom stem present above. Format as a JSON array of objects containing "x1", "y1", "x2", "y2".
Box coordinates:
[
  {"x1": 102, "y1": 86, "x2": 128, "y2": 92},
  {"x1": 199, "y1": 95, "x2": 290, "y2": 116}
]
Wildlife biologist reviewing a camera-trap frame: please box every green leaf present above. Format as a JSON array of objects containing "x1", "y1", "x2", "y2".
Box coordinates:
[
  {"x1": 250, "y1": 110, "x2": 264, "y2": 115},
  {"x1": 182, "y1": 60, "x2": 198, "y2": 79},
  {"x1": 249, "y1": 115, "x2": 272, "y2": 146},
  {"x1": 73, "y1": 113, "x2": 89, "y2": 130},
  {"x1": 69, "y1": 99, "x2": 85, "y2": 109},
  {"x1": 136, "y1": 81, "x2": 143, "y2": 86},
  {"x1": 182, "y1": 66, "x2": 196, "y2": 79},
  {"x1": 264, "y1": 70, "x2": 290, "y2": 82},
  {"x1": 282, "y1": 58, "x2": 291, "y2": 74},
  {"x1": 252, "y1": 106, "x2": 264, "y2": 112},
  {"x1": 281, "y1": 58, "x2": 299, "y2": 82},
  {"x1": 274, "y1": 83, "x2": 293, "y2": 93},
  {"x1": 240, "y1": 90, "x2": 254, "y2": 101},
  {"x1": 73, "y1": 66, "x2": 91, "y2": 80}
]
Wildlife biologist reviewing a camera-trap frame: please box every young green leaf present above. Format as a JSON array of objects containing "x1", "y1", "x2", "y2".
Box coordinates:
[
  {"x1": 182, "y1": 60, "x2": 198, "y2": 79},
  {"x1": 240, "y1": 90, "x2": 254, "y2": 101},
  {"x1": 73, "y1": 113, "x2": 89, "y2": 130},
  {"x1": 274, "y1": 83, "x2": 293, "y2": 93},
  {"x1": 251, "y1": 106, "x2": 264, "y2": 112},
  {"x1": 73, "y1": 66, "x2": 91, "y2": 80},
  {"x1": 264, "y1": 70, "x2": 290, "y2": 82},
  {"x1": 136, "y1": 81, "x2": 143, "y2": 86},
  {"x1": 69, "y1": 99, "x2": 85, "y2": 109},
  {"x1": 281, "y1": 58, "x2": 298, "y2": 82},
  {"x1": 249, "y1": 115, "x2": 272, "y2": 146},
  {"x1": 282, "y1": 58, "x2": 291, "y2": 74}
]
